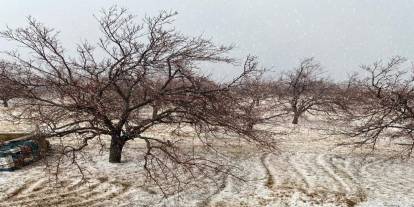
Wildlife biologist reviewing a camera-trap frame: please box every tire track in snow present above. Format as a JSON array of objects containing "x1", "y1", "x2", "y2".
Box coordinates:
[
  {"x1": 318, "y1": 154, "x2": 353, "y2": 193},
  {"x1": 283, "y1": 152, "x2": 361, "y2": 194},
  {"x1": 0, "y1": 176, "x2": 130, "y2": 207},
  {"x1": 288, "y1": 153, "x2": 312, "y2": 190},
  {"x1": 260, "y1": 152, "x2": 274, "y2": 189},
  {"x1": 330, "y1": 155, "x2": 364, "y2": 194},
  {"x1": 265, "y1": 151, "x2": 368, "y2": 206},
  {"x1": 358, "y1": 157, "x2": 414, "y2": 200},
  {"x1": 204, "y1": 154, "x2": 271, "y2": 207}
]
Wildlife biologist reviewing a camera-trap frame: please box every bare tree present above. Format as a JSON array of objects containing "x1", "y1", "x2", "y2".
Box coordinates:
[
  {"x1": 0, "y1": 61, "x2": 22, "y2": 107},
  {"x1": 0, "y1": 7, "x2": 276, "y2": 190},
  {"x1": 278, "y1": 58, "x2": 335, "y2": 124},
  {"x1": 341, "y1": 56, "x2": 414, "y2": 156},
  {"x1": 232, "y1": 56, "x2": 281, "y2": 130},
  {"x1": 325, "y1": 72, "x2": 362, "y2": 116}
]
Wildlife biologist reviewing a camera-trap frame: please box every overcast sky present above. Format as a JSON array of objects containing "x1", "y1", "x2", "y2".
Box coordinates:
[{"x1": 0, "y1": 0, "x2": 413, "y2": 81}]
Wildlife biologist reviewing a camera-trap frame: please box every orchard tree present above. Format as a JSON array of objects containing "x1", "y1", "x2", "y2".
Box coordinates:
[
  {"x1": 278, "y1": 58, "x2": 335, "y2": 124},
  {"x1": 342, "y1": 56, "x2": 414, "y2": 156},
  {"x1": 0, "y1": 5, "x2": 275, "y2": 181},
  {"x1": 0, "y1": 61, "x2": 22, "y2": 107},
  {"x1": 233, "y1": 56, "x2": 281, "y2": 130}
]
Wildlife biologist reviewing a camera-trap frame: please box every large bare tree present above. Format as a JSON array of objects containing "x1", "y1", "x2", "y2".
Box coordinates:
[{"x1": 0, "y1": 6, "x2": 275, "y2": 182}]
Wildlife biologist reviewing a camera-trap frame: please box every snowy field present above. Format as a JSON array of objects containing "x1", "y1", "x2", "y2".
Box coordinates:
[{"x1": 1, "y1": 109, "x2": 414, "y2": 207}]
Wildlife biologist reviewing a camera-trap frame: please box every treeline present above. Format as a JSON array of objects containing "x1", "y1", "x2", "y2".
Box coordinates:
[{"x1": 233, "y1": 55, "x2": 414, "y2": 156}]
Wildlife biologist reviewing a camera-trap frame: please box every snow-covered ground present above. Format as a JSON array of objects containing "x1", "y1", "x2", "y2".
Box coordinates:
[{"x1": 1, "y1": 109, "x2": 414, "y2": 207}]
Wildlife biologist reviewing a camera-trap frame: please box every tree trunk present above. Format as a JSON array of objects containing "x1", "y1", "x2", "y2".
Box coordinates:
[
  {"x1": 291, "y1": 104, "x2": 300, "y2": 124},
  {"x1": 292, "y1": 112, "x2": 300, "y2": 124},
  {"x1": 246, "y1": 122, "x2": 254, "y2": 131},
  {"x1": 109, "y1": 135, "x2": 126, "y2": 163},
  {"x1": 2, "y1": 99, "x2": 8, "y2": 107},
  {"x1": 254, "y1": 98, "x2": 260, "y2": 107},
  {"x1": 152, "y1": 104, "x2": 159, "y2": 119}
]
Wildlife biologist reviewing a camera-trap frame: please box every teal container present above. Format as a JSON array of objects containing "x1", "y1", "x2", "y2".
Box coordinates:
[{"x1": 0, "y1": 140, "x2": 40, "y2": 171}]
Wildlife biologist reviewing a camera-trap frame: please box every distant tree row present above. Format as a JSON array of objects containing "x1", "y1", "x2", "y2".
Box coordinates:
[{"x1": 234, "y1": 55, "x2": 414, "y2": 156}]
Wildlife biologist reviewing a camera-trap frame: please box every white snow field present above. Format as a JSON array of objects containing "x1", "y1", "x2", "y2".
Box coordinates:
[{"x1": 1, "y1": 108, "x2": 414, "y2": 207}]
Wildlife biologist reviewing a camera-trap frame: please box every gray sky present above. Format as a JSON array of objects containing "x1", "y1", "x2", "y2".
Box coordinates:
[{"x1": 0, "y1": 0, "x2": 413, "y2": 81}]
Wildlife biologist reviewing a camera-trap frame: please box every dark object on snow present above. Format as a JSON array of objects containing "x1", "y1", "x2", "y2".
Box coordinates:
[{"x1": 0, "y1": 139, "x2": 43, "y2": 171}]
